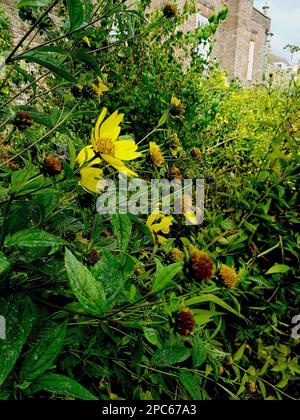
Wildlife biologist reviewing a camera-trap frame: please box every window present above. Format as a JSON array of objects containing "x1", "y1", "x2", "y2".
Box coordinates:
[
  {"x1": 195, "y1": 13, "x2": 210, "y2": 61},
  {"x1": 247, "y1": 41, "x2": 255, "y2": 81},
  {"x1": 196, "y1": 13, "x2": 209, "y2": 28}
]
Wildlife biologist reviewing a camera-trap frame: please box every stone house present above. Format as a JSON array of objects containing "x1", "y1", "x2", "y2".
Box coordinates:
[
  {"x1": 153, "y1": 0, "x2": 271, "y2": 82},
  {"x1": 0, "y1": 0, "x2": 270, "y2": 82}
]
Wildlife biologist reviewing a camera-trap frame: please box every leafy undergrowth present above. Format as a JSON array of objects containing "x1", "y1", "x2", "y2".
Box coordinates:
[{"x1": 0, "y1": 0, "x2": 299, "y2": 400}]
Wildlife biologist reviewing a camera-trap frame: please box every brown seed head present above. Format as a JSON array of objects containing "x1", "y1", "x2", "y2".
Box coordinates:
[
  {"x1": 43, "y1": 155, "x2": 62, "y2": 176},
  {"x1": 176, "y1": 308, "x2": 195, "y2": 336},
  {"x1": 190, "y1": 248, "x2": 215, "y2": 281}
]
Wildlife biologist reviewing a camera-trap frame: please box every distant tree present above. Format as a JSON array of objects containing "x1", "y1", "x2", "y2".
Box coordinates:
[{"x1": 284, "y1": 44, "x2": 300, "y2": 66}]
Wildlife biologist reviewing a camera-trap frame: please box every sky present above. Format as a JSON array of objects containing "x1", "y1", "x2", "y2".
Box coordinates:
[{"x1": 253, "y1": 0, "x2": 300, "y2": 64}]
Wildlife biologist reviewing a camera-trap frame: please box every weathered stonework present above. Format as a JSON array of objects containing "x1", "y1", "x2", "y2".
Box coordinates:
[
  {"x1": 153, "y1": 0, "x2": 271, "y2": 82},
  {"x1": 0, "y1": 0, "x2": 270, "y2": 82}
]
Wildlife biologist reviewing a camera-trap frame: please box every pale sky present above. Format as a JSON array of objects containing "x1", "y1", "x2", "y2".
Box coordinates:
[{"x1": 253, "y1": 0, "x2": 300, "y2": 64}]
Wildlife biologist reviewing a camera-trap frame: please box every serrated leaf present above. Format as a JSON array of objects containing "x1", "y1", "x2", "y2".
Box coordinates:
[
  {"x1": 151, "y1": 262, "x2": 183, "y2": 293},
  {"x1": 20, "y1": 321, "x2": 67, "y2": 381},
  {"x1": 91, "y1": 251, "x2": 124, "y2": 304},
  {"x1": 151, "y1": 345, "x2": 191, "y2": 367},
  {"x1": 0, "y1": 295, "x2": 35, "y2": 386},
  {"x1": 31, "y1": 373, "x2": 97, "y2": 400},
  {"x1": 65, "y1": 249, "x2": 106, "y2": 316},
  {"x1": 66, "y1": 0, "x2": 84, "y2": 32},
  {"x1": 192, "y1": 335, "x2": 206, "y2": 368},
  {"x1": 110, "y1": 214, "x2": 132, "y2": 251},
  {"x1": 4, "y1": 229, "x2": 66, "y2": 248}
]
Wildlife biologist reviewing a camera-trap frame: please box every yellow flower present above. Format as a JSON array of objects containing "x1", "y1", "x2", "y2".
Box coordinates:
[
  {"x1": 91, "y1": 77, "x2": 109, "y2": 99},
  {"x1": 171, "y1": 247, "x2": 184, "y2": 262},
  {"x1": 149, "y1": 142, "x2": 164, "y2": 167},
  {"x1": 79, "y1": 166, "x2": 104, "y2": 193},
  {"x1": 170, "y1": 166, "x2": 182, "y2": 180},
  {"x1": 170, "y1": 95, "x2": 185, "y2": 116},
  {"x1": 220, "y1": 264, "x2": 238, "y2": 288},
  {"x1": 170, "y1": 133, "x2": 181, "y2": 157},
  {"x1": 146, "y1": 212, "x2": 174, "y2": 244},
  {"x1": 82, "y1": 36, "x2": 91, "y2": 48},
  {"x1": 77, "y1": 108, "x2": 142, "y2": 186},
  {"x1": 182, "y1": 195, "x2": 202, "y2": 225},
  {"x1": 171, "y1": 95, "x2": 181, "y2": 107}
]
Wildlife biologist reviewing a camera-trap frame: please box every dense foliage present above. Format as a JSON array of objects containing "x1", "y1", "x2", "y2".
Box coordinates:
[{"x1": 0, "y1": 0, "x2": 299, "y2": 400}]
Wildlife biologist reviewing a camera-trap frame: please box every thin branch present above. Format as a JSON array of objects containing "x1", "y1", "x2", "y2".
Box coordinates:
[{"x1": 5, "y1": 0, "x2": 60, "y2": 64}]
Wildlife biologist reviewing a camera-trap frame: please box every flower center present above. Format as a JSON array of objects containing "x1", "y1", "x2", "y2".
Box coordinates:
[{"x1": 93, "y1": 137, "x2": 115, "y2": 156}]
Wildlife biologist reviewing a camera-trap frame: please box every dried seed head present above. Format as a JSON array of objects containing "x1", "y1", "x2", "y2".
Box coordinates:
[
  {"x1": 192, "y1": 147, "x2": 201, "y2": 159},
  {"x1": 64, "y1": 231, "x2": 76, "y2": 242},
  {"x1": 14, "y1": 110, "x2": 33, "y2": 130},
  {"x1": 176, "y1": 308, "x2": 195, "y2": 336},
  {"x1": 87, "y1": 249, "x2": 100, "y2": 266},
  {"x1": 163, "y1": 1, "x2": 177, "y2": 18},
  {"x1": 170, "y1": 166, "x2": 182, "y2": 180},
  {"x1": 190, "y1": 248, "x2": 215, "y2": 281},
  {"x1": 43, "y1": 155, "x2": 62, "y2": 176}
]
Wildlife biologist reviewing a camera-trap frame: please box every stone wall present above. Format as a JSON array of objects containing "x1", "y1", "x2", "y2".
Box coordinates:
[
  {"x1": 0, "y1": 0, "x2": 270, "y2": 82},
  {"x1": 0, "y1": 0, "x2": 28, "y2": 46},
  {"x1": 151, "y1": 0, "x2": 270, "y2": 82}
]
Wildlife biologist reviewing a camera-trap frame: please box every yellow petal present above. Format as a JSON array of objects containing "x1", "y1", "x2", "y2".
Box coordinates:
[
  {"x1": 157, "y1": 234, "x2": 167, "y2": 244},
  {"x1": 101, "y1": 154, "x2": 138, "y2": 177},
  {"x1": 146, "y1": 213, "x2": 161, "y2": 228},
  {"x1": 160, "y1": 216, "x2": 174, "y2": 234},
  {"x1": 100, "y1": 110, "x2": 124, "y2": 141},
  {"x1": 114, "y1": 140, "x2": 142, "y2": 161},
  {"x1": 95, "y1": 108, "x2": 107, "y2": 138},
  {"x1": 184, "y1": 212, "x2": 198, "y2": 225},
  {"x1": 82, "y1": 36, "x2": 91, "y2": 47},
  {"x1": 80, "y1": 167, "x2": 103, "y2": 193},
  {"x1": 76, "y1": 146, "x2": 101, "y2": 167}
]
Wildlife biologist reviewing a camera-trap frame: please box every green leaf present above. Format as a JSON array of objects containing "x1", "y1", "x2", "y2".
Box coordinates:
[
  {"x1": 91, "y1": 251, "x2": 124, "y2": 304},
  {"x1": 17, "y1": 0, "x2": 50, "y2": 7},
  {"x1": 0, "y1": 295, "x2": 35, "y2": 386},
  {"x1": 192, "y1": 335, "x2": 206, "y2": 368},
  {"x1": 143, "y1": 327, "x2": 161, "y2": 347},
  {"x1": 151, "y1": 262, "x2": 183, "y2": 293},
  {"x1": 110, "y1": 214, "x2": 132, "y2": 252},
  {"x1": 185, "y1": 293, "x2": 245, "y2": 319},
  {"x1": 157, "y1": 111, "x2": 168, "y2": 127},
  {"x1": 193, "y1": 309, "x2": 222, "y2": 325},
  {"x1": 179, "y1": 371, "x2": 202, "y2": 400},
  {"x1": 151, "y1": 345, "x2": 191, "y2": 367},
  {"x1": 4, "y1": 229, "x2": 66, "y2": 248},
  {"x1": 31, "y1": 373, "x2": 97, "y2": 400},
  {"x1": 65, "y1": 136, "x2": 76, "y2": 169},
  {"x1": 233, "y1": 343, "x2": 246, "y2": 362},
  {"x1": 66, "y1": 0, "x2": 84, "y2": 31},
  {"x1": 0, "y1": 252, "x2": 10, "y2": 277},
  {"x1": 65, "y1": 249, "x2": 106, "y2": 316},
  {"x1": 266, "y1": 264, "x2": 291, "y2": 275},
  {"x1": 20, "y1": 321, "x2": 67, "y2": 381},
  {"x1": 21, "y1": 52, "x2": 76, "y2": 83}
]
